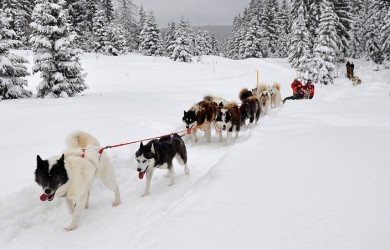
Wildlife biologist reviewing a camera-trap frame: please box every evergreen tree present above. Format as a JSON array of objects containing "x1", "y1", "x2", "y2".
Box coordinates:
[
  {"x1": 241, "y1": 0, "x2": 262, "y2": 58},
  {"x1": 332, "y1": 0, "x2": 352, "y2": 62},
  {"x1": 1, "y1": 0, "x2": 34, "y2": 46},
  {"x1": 288, "y1": 3, "x2": 311, "y2": 70},
  {"x1": 263, "y1": 0, "x2": 279, "y2": 57},
  {"x1": 138, "y1": 12, "x2": 163, "y2": 56},
  {"x1": 311, "y1": 0, "x2": 337, "y2": 85},
  {"x1": 364, "y1": 0, "x2": 386, "y2": 64},
  {"x1": 382, "y1": 8, "x2": 390, "y2": 68},
  {"x1": 210, "y1": 33, "x2": 220, "y2": 55},
  {"x1": 100, "y1": 0, "x2": 114, "y2": 22},
  {"x1": 30, "y1": 0, "x2": 87, "y2": 98},
  {"x1": 105, "y1": 25, "x2": 128, "y2": 55},
  {"x1": 0, "y1": 10, "x2": 32, "y2": 99},
  {"x1": 114, "y1": 0, "x2": 138, "y2": 51},
  {"x1": 164, "y1": 22, "x2": 176, "y2": 56},
  {"x1": 134, "y1": 5, "x2": 147, "y2": 51},
  {"x1": 92, "y1": 9, "x2": 109, "y2": 54},
  {"x1": 348, "y1": 0, "x2": 366, "y2": 59},
  {"x1": 170, "y1": 17, "x2": 192, "y2": 62},
  {"x1": 275, "y1": 0, "x2": 290, "y2": 57}
]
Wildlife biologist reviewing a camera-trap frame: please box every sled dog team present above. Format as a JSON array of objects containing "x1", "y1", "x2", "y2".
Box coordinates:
[{"x1": 35, "y1": 83, "x2": 282, "y2": 231}]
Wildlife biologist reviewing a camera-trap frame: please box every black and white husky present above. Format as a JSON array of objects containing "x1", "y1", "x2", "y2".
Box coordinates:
[
  {"x1": 135, "y1": 133, "x2": 190, "y2": 197},
  {"x1": 35, "y1": 131, "x2": 121, "y2": 231},
  {"x1": 215, "y1": 102, "x2": 241, "y2": 145}
]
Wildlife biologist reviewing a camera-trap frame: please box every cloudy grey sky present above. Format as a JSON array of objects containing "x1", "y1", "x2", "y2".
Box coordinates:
[{"x1": 133, "y1": 0, "x2": 252, "y2": 27}]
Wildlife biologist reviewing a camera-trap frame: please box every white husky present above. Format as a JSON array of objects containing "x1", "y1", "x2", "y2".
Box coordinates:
[
  {"x1": 35, "y1": 131, "x2": 121, "y2": 231},
  {"x1": 256, "y1": 83, "x2": 271, "y2": 115},
  {"x1": 268, "y1": 82, "x2": 282, "y2": 108}
]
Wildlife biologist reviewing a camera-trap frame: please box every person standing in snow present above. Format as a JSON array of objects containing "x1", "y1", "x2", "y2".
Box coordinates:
[
  {"x1": 346, "y1": 61, "x2": 352, "y2": 78},
  {"x1": 303, "y1": 79, "x2": 315, "y2": 99},
  {"x1": 291, "y1": 78, "x2": 303, "y2": 95},
  {"x1": 350, "y1": 62, "x2": 355, "y2": 78}
]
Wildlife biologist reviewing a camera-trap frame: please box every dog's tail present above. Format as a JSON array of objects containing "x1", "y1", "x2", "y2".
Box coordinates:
[
  {"x1": 66, "y1": 130, "x2": 100, "y2": 149},
  {"x1": 257, "y1": 83, "x2": 268, "y2": 93},
  {"x1": 273, "y1": 82, "x2": 281, "y2": 91},
  {"x1": 239, "y1": 88, "x2": 253, "y2": 101}
]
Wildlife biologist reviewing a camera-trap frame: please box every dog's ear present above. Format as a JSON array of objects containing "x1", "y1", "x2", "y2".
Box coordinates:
[
  {"x1": 183, "y1": 110, "x2": 187, "y2": 116},
  {"x1": 37, "y1": 155, "x2": 43, "y2": 164},
  {"x1": 140, "y1": 142, "x2": 144, "y2": 148},
  {"x1": 58, "y1": 154, "x2": 65, "y2": 163},
  {"x1": 151, "y1": 143, "x2": 155, "y2": 154},
  {"x1": 218, "y1": 102, "x2": 223, "y2": 107}
]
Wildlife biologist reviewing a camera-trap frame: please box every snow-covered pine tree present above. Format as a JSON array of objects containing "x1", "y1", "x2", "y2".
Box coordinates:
[
  {"x1": 332, "y1": 0, "x2": 352, "y2": 62},
  {"x1": 288, "y1": 2, "x2": 311, "y2": 70},
  {"x1": 0, "y1": 10, "x2": 32, "y2": 99},
  {"x1": 225, "y1": 15, "x2": 243, "y2": 59},
  {"x1": 114, "y1": 0, "x2": 138, "y2": 51},
  {"x1": 348, "y1": 0, "x2": 366, "y2": 59},
  {"x1": 1, "y1": 0, "x2": 34, "y2": 47},
  {"x1": 364, "y1": 0, "x2": 387, "y2": 64},
  {"x1": 311, "y1": 0, "x2": 338, "y2": 85},
  {"x1": 242, "y1": 0, "x2": 262, "y2": 58},
  {"x1": 105, "y1": 25, "x2": 128, "y2": 55},
  {"x1": 210, "y1": 33, "x2": 220, "y2": 55},
  {"x1": 275, "y1": 0, "x2": 290, "y2": 58},
  {"x1": 164, "y1": 22, "x2": 176, "y2": 57},
  {"x1": 170, "y1": 17, "x2": 192, "y2": 62},
  {"x1": 100, "y1": 0, "x2": 114, "y2": 22},
  {"x1": 382, "y1": 8, "x2": 390, "y2": 68},
  {"x1": 30, "y1": 0, "x2": 87, "y2": 98},
  {"x1": 263, "y1": 0, "x2": 279, "y2": 57},
  {"x1": 92, "y1": 9, "x2": 109, "y2": 54},
  {"x1": 134, "y1": 5, "x2": 147, "y2": 51},
  {"x1": 138, "y1": 12, "x2": 163, "y2": 56}
]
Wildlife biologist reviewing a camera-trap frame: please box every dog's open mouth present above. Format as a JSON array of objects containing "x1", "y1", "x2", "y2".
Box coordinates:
[
  {"x1": 40, "y1": 193, "x2": 55, "y2": 202},
  {"x1": 138, "y1": 167, "x2": 148, "y2": 179}
]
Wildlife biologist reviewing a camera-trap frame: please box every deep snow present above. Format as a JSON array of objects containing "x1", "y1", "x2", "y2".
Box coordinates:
[{"x1": 0, "y1": 51, "x2": 389, "y2": 250}]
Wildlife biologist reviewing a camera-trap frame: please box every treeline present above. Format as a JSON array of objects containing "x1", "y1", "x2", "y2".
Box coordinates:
[{"x1": 223, "y1": 0, "x2": 390, "y2": 84}]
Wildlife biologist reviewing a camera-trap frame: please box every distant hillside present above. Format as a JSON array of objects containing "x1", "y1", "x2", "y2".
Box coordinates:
[{"x1": 161, "y1": 25, "x2": 232, "y2": 43}]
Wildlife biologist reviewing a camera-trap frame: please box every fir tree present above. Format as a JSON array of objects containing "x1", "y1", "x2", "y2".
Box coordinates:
[
  {"x1": 365, "y1": 0, "x2": 386, "y2": 64},
  {"x1": 311, "y1": 0, "x2": 338, "y2": 85},
  {"x1": 164, "y1": 22, "x2": 176, "y2": 56},
  {"x1": 0, "y1": 10, "x2": 32, "y2": 99},
  {"x1": 30, "y1": 0, "x2": 87, "y2": 98},
  {"x1": 332, "y1": 0, "x2": 352, "y2": 62},
  {"x1": 275, "y1": 0, "x2": 290, "y2": 58},
  {"x1": 348, "y1": 0, "x2": 366, "y2": 59},
  {"x1": 114, "y1": 0, "x2": 138, "y2": 51},
  {"x1": 382, "y1": 8, "x2": 390, "y2": 68},
  {"x1": 170, "y1": 17, "x2": 192, "y2": 63},
  {"x1": 138, "y1": 12, "x2": 163, "y2": 56},
  {"x1": 134, "y1": 5, "x2": 147, "y2": 51},
  {"x1": 100, "y1": 0, "x2": 114, "y2": 22},
  {"x1": 105, "y1": 25, "x2": 128, "y2": 55},
  {"x1": 92, "y1": 9, "x2": 109, "y2": 54},
  {"x1": 288, "y1": 3, "x2": 311, "y2": 70}
]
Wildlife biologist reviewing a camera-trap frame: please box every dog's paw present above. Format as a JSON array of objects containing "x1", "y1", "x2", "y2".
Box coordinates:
[
  {"x1": 164, "y1": 173, "x2": 170, "y2": 178},
  {"x1": 168, "y1": 182, "x2": 175, "y2": 187},
  {"x1": 141, "y1": 192, "x2": 149, "y2": 197},
  {"x1": 64, "y1": 225, "x2": 77, "y2": 232},
  {"x1": 184, "y1": 169, "x2": 190, "y2": 175},
  {"x1": 112, "y1": 200, "x2": 121, "y2": 207}
]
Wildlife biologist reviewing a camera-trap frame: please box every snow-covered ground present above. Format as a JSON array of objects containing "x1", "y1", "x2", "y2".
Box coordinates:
[{"x1": 0, "y1": 51, "x2": 389, "y2": 250}]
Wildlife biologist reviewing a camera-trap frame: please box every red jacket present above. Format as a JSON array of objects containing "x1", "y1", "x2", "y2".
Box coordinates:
[
  {"x1": 303, "y1": 82, "x2": 315, "y2": 97},
  {"x1": 291, "y1": 80, "x2": 303, "y2": 95}
]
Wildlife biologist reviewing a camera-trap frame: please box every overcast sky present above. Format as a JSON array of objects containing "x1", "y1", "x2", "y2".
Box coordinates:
[{"x1": 133, "y1": 0, "x2": 252, "y2": 27}]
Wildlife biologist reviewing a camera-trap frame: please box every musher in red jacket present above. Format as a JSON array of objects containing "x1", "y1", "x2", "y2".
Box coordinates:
[
  {"x1": 303, "y1": 79, "x2": 315, "y2": 99},
  {"x1": 291, "y1": 78, "x2": 303, "y2": 95}
]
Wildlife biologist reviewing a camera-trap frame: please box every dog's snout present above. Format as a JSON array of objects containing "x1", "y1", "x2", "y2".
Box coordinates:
[
  {"x1": 186, "y1": 125, "x2": 189, "y2": 129},
  {"x1": 44, "y1": 189, "x2": 51, "y2": 194},
  {"x1": 137, "y1": 168, "x2": 142, "y2": 172},
  {"x1": 223, "y1": 125, "x2": 226, "y2": 129}
]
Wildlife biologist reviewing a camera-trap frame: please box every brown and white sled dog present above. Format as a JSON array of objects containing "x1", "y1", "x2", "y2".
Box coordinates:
[
  {"x1": 34, "y1": 131, "x2": 121, "y2": 231},
  {"x1": 351, "y1": 76, "x2": 361, "y2": 86},
  {"x1": 135, "y1": 133, "x2": 190, "y2": 197},
  {"x1": 268, "y1": 82, "x2": 282, "y2": 108},
  {"x1": 182, "y1": 100, "x2": 218, "y2": 142},
  {"x1": 215, "y1": 102, "x2": 241, "y2": 145},
  {"x1": 256, "y1": 83, "x2": 271, "y2": 115},
  {"x1": 240, "y1": 96, "x2": 261, "y2": 127}
]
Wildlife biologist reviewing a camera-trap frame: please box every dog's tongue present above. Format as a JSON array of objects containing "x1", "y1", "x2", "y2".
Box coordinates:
[
  {"x1": 40, "y1": 194, "x2": 47, "y2": 201},
  {"x1": 138, "y1": 172, "x2": 144, "y2": 179}
]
